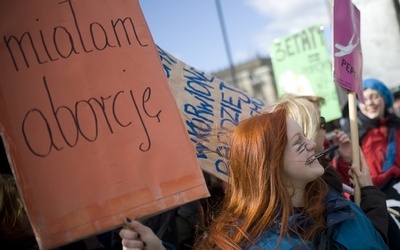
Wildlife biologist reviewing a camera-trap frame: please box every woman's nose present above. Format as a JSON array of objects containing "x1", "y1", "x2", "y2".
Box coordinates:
[
  {"x1": 306, "y1": 140, "x2": 316, "y2": 151},
  {"x1": 364, "y1": 98, "x2": 373, "y2": 105}
]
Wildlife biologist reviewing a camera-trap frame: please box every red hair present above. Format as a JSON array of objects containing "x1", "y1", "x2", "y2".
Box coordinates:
[{"x1": 195, "y1": 108, "x2": 328, "y2": 249}]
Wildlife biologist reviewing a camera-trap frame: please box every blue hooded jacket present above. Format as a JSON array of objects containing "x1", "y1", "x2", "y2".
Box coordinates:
[{"x1": 248, "y1": 189, "x2": 388, "y2": 249}]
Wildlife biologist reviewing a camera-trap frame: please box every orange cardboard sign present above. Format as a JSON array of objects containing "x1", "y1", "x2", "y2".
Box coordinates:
[{"x1": 0, "y1": 1, "x2": 208, "y2": 249}]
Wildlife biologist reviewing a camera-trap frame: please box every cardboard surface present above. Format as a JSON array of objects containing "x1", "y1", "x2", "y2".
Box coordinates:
[
  {"x1": 270, "y1": 24, "x2": 342, "y2": 122},
  {"x1": 157, "y1": 46, "x2": 267, "y2": 182},
  {"x1": 0, "y1": 1, "x2": 208, "y2": 248}
]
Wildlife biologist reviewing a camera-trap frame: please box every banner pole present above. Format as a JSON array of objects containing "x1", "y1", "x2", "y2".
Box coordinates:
[{"x1": 348, "y1": 91, "x2": 361, "y2": 205}]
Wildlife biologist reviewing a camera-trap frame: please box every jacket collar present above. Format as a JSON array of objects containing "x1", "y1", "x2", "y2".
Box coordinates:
[{"x1": 324, "y1": 189, "x2": 356, "y2": 227}]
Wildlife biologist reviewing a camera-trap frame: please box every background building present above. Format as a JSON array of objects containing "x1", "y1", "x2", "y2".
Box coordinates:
[{"x1": 212, "y1": 56, "x2": 277, "y2": 104}]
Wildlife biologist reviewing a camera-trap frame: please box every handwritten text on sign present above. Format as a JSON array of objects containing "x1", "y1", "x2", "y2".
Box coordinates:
[
  {"x1": 22, "y1": 77, "x2": 161, "y2": 157},
  {"x1": 0, "y1": 1, "x2": 208, "y2": 249},
  {"x1": 2, "y1": 0, "x2": 165, "y2": 157},
  {"x1": 158, "y1": 46, "x2": 266, "y2": 181},
  {"x1": 4, "y1": 0, "x2": 148, "y2": 71},
  {"x1": 270, "y1": 24, "x2": 342, "y2": 122}
]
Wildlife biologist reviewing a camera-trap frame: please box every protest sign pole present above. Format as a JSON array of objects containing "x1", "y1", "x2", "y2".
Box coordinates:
[
  {"x1": 332, "y1": 0, "x2": 362, "y2": 206},
  {"x1": 347, "y1": 91, "x2": 361, "y2": 205}
]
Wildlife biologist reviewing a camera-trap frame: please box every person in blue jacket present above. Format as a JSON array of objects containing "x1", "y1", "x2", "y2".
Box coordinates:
[
  {"x1": 194, "y1": 108, "x2": 387, "y2": 249},
  {"x1": 121, "y1": 106, "x2": 388, "y2": 249},
  {"x1": 270, "y1": 95, "x2": 389, "y2": 245}
]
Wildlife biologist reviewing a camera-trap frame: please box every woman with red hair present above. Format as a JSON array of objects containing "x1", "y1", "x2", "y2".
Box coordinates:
[{"x1": 121, "y1": 108, "x2": 387, "y2": 249}]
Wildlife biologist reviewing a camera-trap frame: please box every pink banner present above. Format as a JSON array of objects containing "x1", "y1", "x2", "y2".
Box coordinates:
[{"x1": 333, "y1": 0, "x2": 364, "y2": 102}]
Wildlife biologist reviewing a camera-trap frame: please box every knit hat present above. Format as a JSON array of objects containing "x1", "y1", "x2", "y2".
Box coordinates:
[{"x1": 362, "y1": 78, "x2": 394, "y2": 109}]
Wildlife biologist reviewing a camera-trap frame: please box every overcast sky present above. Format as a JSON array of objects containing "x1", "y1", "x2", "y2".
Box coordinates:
[{"x1": 139, "y1": 0, "x2": 332, "y2": 74}]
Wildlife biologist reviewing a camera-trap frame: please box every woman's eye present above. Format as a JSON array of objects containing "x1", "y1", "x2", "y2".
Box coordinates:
[
  {"x1": 295, "y1": 135, "x2": 303, "y2": 144},
  {"x1": 297, "y1": 142, "x2": 306, "y2": 153}
]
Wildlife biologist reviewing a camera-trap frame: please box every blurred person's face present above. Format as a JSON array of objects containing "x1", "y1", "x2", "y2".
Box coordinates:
[
  {"x1": 393, "y1": 99, "x2": 400, "y2": 117},
  {"x1": 359, "y1": 89, "x2": 385, "y2": 119}
]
